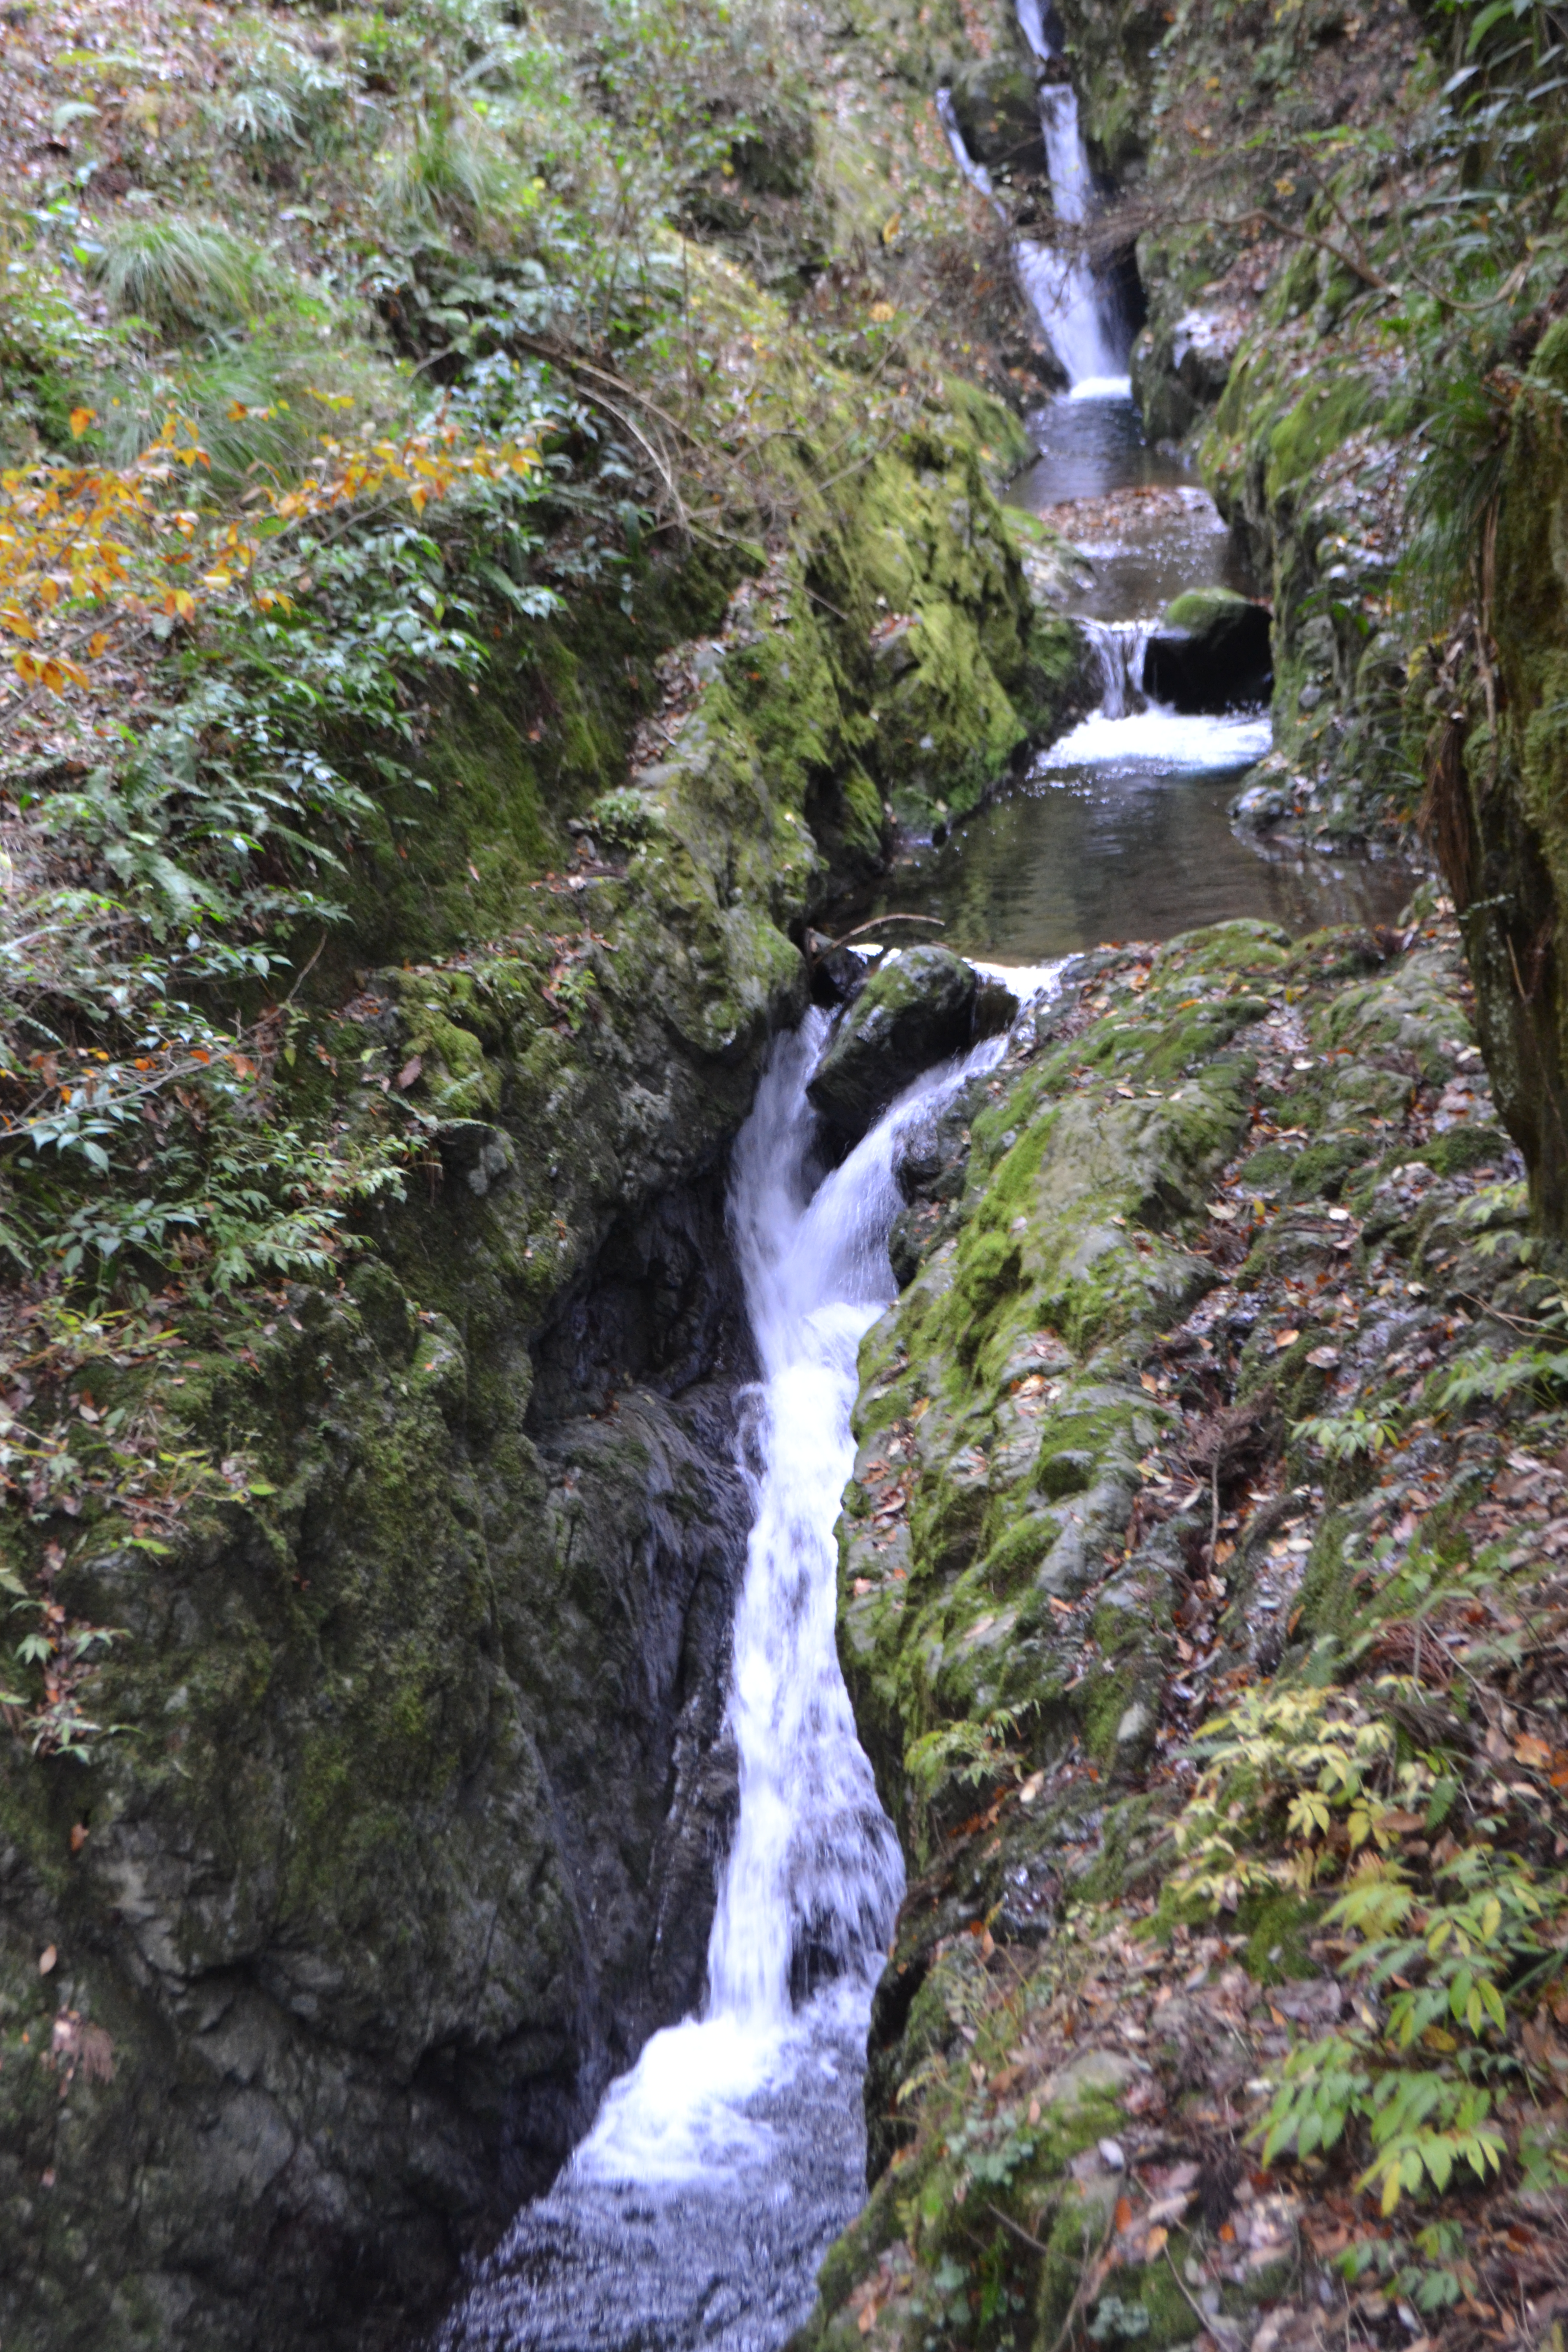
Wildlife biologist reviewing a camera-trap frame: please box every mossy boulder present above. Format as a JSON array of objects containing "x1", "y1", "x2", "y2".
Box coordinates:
[
  {"x1": 1146, "y1": 589, "x2": 1273, "y2": 713},
  {"x1": 808, "y1": 947, "x2": 980, "y2": 1139}
]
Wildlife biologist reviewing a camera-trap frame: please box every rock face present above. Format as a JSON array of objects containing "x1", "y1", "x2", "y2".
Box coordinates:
[
  {"x1": 0, "y1": 366, "x2": 1084, "y2": 2351},
  {"x1": 1145, "y1": 589, "x2": 1273, "y2": 712},
  {"x1": 795, "y1": 912, "x2": 1544, "y2": 2351},
  {"x1": 945, "y1": 59, "x2": 1048, "y2": 179},
  {"x1": 1, "y1": 1179, "x2": 754, "y2": 2352},
  {"x1": 807, "y1": 949, "x2": 979, "y2": 1140},
  {"x1": 1425, "y1": 317, "x2": 1568, "y2": 1230},
  {"x1": 1131, "y1": 308, "x2": 1245, "y2": 443}
]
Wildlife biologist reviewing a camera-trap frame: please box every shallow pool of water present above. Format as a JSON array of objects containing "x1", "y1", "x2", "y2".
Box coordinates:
[{"x1": 862, "y1": 753, "x2": 1419, "y2": 965}]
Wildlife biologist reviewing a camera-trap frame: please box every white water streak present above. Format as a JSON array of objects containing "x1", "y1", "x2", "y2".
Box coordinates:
[
  {"x1": 935, "y1": 86, "x2": 1001, "y2": 209},
  {"x1": 572, "y1": 1015, "x2": 1007, "y2": 2187},
  {"x1": 1016, "y1": 3, "x2": 1126, "y2": 387},
  {"x1": 1080, "y1": 617, "x2": 1156, "y2": 719}
]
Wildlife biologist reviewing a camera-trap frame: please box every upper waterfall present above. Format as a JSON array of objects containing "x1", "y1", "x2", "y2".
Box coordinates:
[{"x1": 942, "y1": 0, "x2": 1128, "y2": 391}]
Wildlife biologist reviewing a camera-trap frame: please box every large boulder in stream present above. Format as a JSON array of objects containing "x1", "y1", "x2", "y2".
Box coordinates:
[
  {"x1": 808, "y1": 947, "x2": 978, "y2": 1141},
  {"x1": 1145, "y1": 586, "x2": 1272, "y2": 713}
]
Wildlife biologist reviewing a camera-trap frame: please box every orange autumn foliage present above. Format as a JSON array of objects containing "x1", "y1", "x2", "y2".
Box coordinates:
[{"x1": 0, "y1": 400, "x2": 545, "y2": 701}]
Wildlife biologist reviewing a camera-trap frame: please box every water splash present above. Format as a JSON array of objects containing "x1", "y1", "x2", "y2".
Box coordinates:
[{"x1": 1051, "y1": 616, "x2": 1269, "y2": 768}]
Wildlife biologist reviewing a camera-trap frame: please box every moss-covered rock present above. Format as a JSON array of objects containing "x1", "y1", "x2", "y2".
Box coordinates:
[
  {"x1": 806, "y1": 913, "x2": 1529, "y2": 2349},
  {"x1": 809, "y1": 947, "x2": 980, "y2": 1137},
  {"x1": 1145, "y1": 590, "x2": 1272, "y2": 714},
  {"x1": 1430, "y1": 317, "x2": 1568, "y2": 1230},
  {"x1": 0, "y1": 326, "x2": 1080, "y2": 2351}
]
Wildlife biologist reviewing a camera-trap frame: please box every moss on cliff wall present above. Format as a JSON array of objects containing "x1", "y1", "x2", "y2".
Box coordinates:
[
  {"x1": 1423, "y1": 320, "x2": 1568, "y2": 1231},
  {"x1": 796, "y1": 905, "x2": 1568, "y2": 2350},
  {"x1": 0, "y1": 194, "x2": 1084, "y2": 2352}
]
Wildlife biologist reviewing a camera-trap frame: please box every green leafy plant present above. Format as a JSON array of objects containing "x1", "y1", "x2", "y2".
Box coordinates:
[
  {"x1": 1294, "y1": 1406, "x2": 1401, "y2": 1461},
  {"x1": 1437, "y1": 1343, "x2": 1568, "y2": 1410},
  {"x1": 1172, "y1": 1681, "x2": 1413, "y2": 1907},
  {"x1": 1255, "y1": 1838, "x2": 1566, "y2": 2210},
  {"x1": 905, "y1": 1703, "x2": 1027, "y2": 1800}
]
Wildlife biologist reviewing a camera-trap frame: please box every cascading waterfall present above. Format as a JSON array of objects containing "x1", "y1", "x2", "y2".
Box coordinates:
[
  {"x1": 1043, "y1": 614, "x2": 1273, "y2": 774},
  {"x1": 1014, "y1": 68, "x2": 1126, "y2": 393},
  {"x1": 939, "y1": 0, "x2": 1126, "y2": 391},
  {"x1": 439, "y1": 1011, "x2": 1010, "y2": 2352},
  {"x1": 1080, "y1": 617, "x2": 1156, "y2": 718},
  {"x1": 935, "y1": 86, "x2": 1000, "y2": 208}
]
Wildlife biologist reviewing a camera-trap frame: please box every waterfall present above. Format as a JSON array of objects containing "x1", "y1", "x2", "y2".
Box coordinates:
[
  {"x1": 439, "y1": 1012, "x2": 1010, "y2": 2350},
  {"x1": 700, "y1": 1015, "x2": 915, "y2": 2024},
  {"x1": 935, "y1": 86, "x2": 1001, "y2": 209},
  {"x1": 1081, "y1": 617, "x2": 1156, "y2": 718},
  {"x1": 938, "y1": 0, "x2": 1128, "y2": 392},
  {"x1": 1040, "y1": 616, "x2": 1273, "y2": 772},
  {"x1": 1018, "y1": 46, "x2": 1126, "y2": 392}
]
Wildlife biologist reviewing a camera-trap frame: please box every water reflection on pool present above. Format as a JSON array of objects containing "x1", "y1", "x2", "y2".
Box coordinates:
[{"x1": 862, "y1": 753, "x2": 1420, "y2": 966}]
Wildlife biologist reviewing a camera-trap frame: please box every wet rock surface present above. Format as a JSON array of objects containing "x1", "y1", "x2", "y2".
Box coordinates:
[{"x1": 1146, "y1": 591, "x2": 1273, "y2": 714}]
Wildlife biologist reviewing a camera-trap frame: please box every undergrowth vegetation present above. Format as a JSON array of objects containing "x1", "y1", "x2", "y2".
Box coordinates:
[{"x1": 0, "y1": 0, "x2": 1006, "y2": 1761}]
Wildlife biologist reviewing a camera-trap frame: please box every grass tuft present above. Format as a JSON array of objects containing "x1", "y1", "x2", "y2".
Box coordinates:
[{"x1": 94, "y1": 218, "x2": 273, "y2": 339}]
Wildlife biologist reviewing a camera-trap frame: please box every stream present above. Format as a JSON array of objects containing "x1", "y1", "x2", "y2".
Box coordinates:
[
  {"x1": 857, "y1": 387, "x2": 1418, "y2": 962},
  {"x1": 437, "y1": 30, "x2": 1420, "y2": 2351}
]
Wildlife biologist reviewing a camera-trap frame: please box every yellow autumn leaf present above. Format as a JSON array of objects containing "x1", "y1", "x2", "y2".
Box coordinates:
[{"x1": 69, "y1": 407, "x2": 95, "y2": 439}]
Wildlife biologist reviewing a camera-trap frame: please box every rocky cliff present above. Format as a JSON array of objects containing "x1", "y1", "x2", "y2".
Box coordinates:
[{"x1": 0, "y1": 0, "x2": 1090, "y2": 2321}]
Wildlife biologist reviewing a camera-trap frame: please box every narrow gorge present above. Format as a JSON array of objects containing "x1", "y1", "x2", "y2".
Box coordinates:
[{"x1": 2, "y1": 0, "x2": 1567, "y2": 2349}]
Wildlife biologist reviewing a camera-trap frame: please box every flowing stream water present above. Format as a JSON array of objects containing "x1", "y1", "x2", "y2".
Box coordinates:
[
  {"x1": 439, "y1": 1022, "x2": 1011, "y2": 2351},
  {"x1": 438, "y1": 47, "x2": 1420, "y2": 2351},
  {"x1": 940, "y1": 0, "x2": 1126, "y2": 394}
]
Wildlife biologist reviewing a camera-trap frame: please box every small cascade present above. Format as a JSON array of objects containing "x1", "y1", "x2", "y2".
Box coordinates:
[
  {"x1": 935, "y1": 86, "x2": 1000, "y2": 209},
  {"x1": 1081, "y1": 617, "x2": 1156, "y2": 718}
]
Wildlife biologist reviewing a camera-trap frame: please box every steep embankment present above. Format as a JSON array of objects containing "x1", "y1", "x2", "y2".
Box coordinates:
[
  {"x1": 801, "y1": 911, "x2": 1568, "y2": 2350},
  {"x1": 0, "y1": 420, "x2": 1077, "y2": 2350},
  {"x1": 0, "y1": 1, "x2": 1085, "y2": 2342},
  {"x1": 788, "y1": 0, "x2": 1568, "y2": 2337}
]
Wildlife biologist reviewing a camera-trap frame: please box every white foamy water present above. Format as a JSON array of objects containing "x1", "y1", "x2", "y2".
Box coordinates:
[
  {"x1": 1080, "y1": 617, "x2": 1158, "y2": 719},
  {"x1": 972, "y1": 956, "x2": 1073, "y2": 1003},
  {"x1": 1050, "y1": 617, "x2": 1271, "y2": 768},
  {"x1": 935, "y1": 11, "x2": 1125, "y2": 389},
  {"x1": 935, "y1": 85, "x2": 1000, "y2": 208},
  {"x1": 438, "y1": 1017, "x2": 1019, "y2": 2350},
  {"x1": 570, "y1": 1017, "x2": 1006, "y2": 2191},
  {"x1": 1046, "y1": 703, "x2": 1273, "y2": 769},
  {"x1": 1017, "y1": 9, "x2": 1126, "y2": 388}
]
